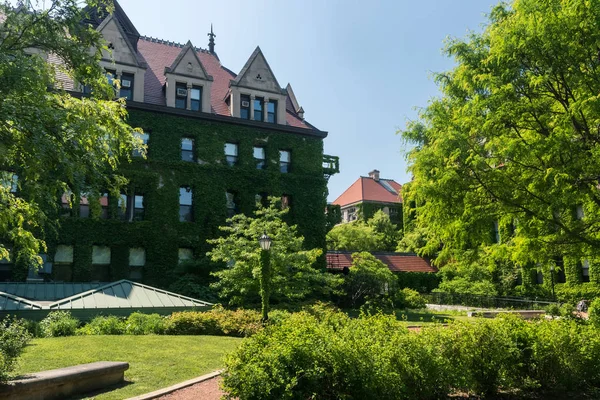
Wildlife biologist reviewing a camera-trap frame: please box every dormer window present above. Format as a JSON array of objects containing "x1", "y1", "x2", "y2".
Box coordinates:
[
  {"x1": 240, "y1": 95, "x2": 250, "y2": 119},
  {"x1": 190, "y1": 86, "x2": 202, "y2": 111},
  {"x1": 253, "y1": 97, "x2": 264, "y2": 121},
  {"x1": 120, "y1": 73, "x2": 134, "y2": 100},
  {"x1": 176, "y1": 83, "x2": 187, "y2": 109}
]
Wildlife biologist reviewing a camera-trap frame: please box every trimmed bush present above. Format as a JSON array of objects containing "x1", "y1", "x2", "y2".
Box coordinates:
[
  {"x1": 78, "y1": 315, "x2": 126, "y2": 335},
  {"x1": 0, "y1": 318, "x2": 32, "y2": 383},
  {"x1": 125, "y1": 312, "x2": 167, "y2": 335},
  {"x1": 39, "y1": 311, "x2": 79, "y2": 337},
  {"x1": 165, "y1": 306, "x2": 262, "y2": 337},
  {"x1": 221, "y1": 309, "x2": 600, "y2": 399},
  {"x1": 396, "y1": 288, "x2": 427, "y2": 309}
]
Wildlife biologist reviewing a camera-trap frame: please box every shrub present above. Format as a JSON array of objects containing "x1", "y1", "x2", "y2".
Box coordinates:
[
  {"x1": 40, "y1": 311, "x2": 79, "y2": 337},
  {"x1": 0, "y1": 318, "x2": 32, "y2": 383},
  {"x1": 78, "y1": 315, "x2": 126, "y2": 335},
  {"x1": 396, "y1": 288, "x2": 427, "y2": 309},
  {"x1": 589, "y1": 298, "x2": 600, "y2": 326},
  {"x1": 125, "y1": 312, "x2": 167, "y2": 335},
  {"x1": 555, "y1": 283, "x2": 600, "y2": 304},
  {"x1": 222, "y1": 308, "x2": 600, "y2": 399},
  {"x1": 166, "y1": 306, "x2": 262, "y2": 337}
]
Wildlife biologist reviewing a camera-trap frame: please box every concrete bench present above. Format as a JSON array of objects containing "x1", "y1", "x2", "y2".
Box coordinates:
[
  {"x1": 0, "y1": 361, "x2": 129, "y2": 400},
  {"x1": 468, "y1": 310, "x2": 546, "y2": 319}
]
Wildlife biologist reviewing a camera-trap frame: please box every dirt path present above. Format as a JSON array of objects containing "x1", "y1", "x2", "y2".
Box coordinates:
[{"x1": 156, "y1": 377, "x2": 229, "y2": 400}]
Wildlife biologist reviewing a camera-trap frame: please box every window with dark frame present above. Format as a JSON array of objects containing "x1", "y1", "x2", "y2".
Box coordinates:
[
  {"x1": 281, "y1": 194, "x2": 291, "y2": 210},
  {"x1": 61, "y1": 193, "x2": 72, "y2": 217},
  {"x1": 120, "y1": 73, "x2": 134, "y2": 100},
  {"x1": 254, "y1": 146, "x2": 266, "y2": 169},
  {"x1": 254, "y1": 97, "x2": 264, "y2": 121},
  {"x1": 582, "y1": 259, "x2": 590, "y2": 283},
  {"x1": 79, "y1": 196, "x2": 90, "y2": 218},
  {"x1": 175, "y1": 83, "x2": 187, "y2": 109},
  {"x1": 226, "y1": 191, "x2": 238, "y2": 218},
  {"x1": 240, "y1": 94, "x2": 250, "y2": 119},
  {"x1": 118, "y1": 192, "x2": 144, "y2": 221},
  {"x1": 225, "y1": 143, "x2": 238, "y2": 166},
  {"x1": 190, "y1": 86, "x2": 202, "y2": 111},
  {"x1": 181, "y1": 138, "x2": 195, "y2": 162},
  {"x1": 279, "y1": 150, "x2": 291, "y2": 173},
  {"x1": 179, "y1": 187, "x2": 193, "y2": 222},
  {"x1": 267, "y1": 100, "x2": 277, "y2": 123}
]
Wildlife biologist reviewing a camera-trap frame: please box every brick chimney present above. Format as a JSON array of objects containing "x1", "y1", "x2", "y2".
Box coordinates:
[{"x1": 368, "y1": 169, "x2": 380, "y2": 181}]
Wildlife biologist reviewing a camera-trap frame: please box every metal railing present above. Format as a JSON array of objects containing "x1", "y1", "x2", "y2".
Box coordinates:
[
  {"x1": 323, "y1": 155, "x2": 340, "y2": 178},
  {"x1": 424, "y1": 292, "x2": 558, "y2": 310}
]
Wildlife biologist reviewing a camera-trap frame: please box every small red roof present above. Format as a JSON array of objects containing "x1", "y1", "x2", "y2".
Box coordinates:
[
  {"x1": 326, "y1": 252, "x2": 436, "y2": 273},
  {"x1": 333, "y1": 177, "x2": 402, "y2": 207}
]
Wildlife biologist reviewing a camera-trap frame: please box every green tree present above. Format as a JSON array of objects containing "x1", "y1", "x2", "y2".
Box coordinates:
[
  {"x1": 0, "y1": 1, "x2": 142, "y2": 266},
  {"x1": 327, "y1": 210, "x2": 401, "y2": 252},
  {"x1": 207, "y1": 199, "x2": 342, "y2": 307},
  {"x1": 343, "y1": 252, "x2": 397, "y2": 307},
  {"x1": 401, "y1": 0, "x2": 600, "y2": 293}
]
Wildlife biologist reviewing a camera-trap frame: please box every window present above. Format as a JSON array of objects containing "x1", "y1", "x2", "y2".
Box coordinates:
[
  {"x1": 179, "y1": 187, "x2": 193, "y2": 222},
  {"x1": 267, "y1": 100, "x2": 277, "y2": 123},
  {"x1": 120, "y1": 73, "x2": 134, "y2": 100},
  {"x1": 53, "y1": 245, "x2": 74, "y2": 282},
  {"x1": 582, "y1": 259, "x2": 590, "y2": 283},
  {"x1": 225, "y1": 143, "x2": 238, "y2": 166},
  {"x1": 119, "y1": 193, "x2": 144, "y2": 221},
  {"x1": 240, "y1": 94, "x2": 250, "y2": 119},
  {"x1": 254, "y1": 97, "x2": 264, "y2": 121},
  {"x1": 1, "y1": 171, "x2": 18, "y2": 193},
  {"x1": 91, "y1": 245, "x2": 111, "y2": 281},
  {"x1": 61, "y1": 192, "x2": 72, "y2": 217},
  {"x1": 255, "y1": 193, "x2": 267, "y2": 208},
  {"x1": 190, "y1": 86, "x2": 202, "y2": 111},
  {"x1": 79, "y1": 196, "x2": 90, "y2": 219},
  {"x1": 279, "y1": 150, "x2": 291, "y2": 173},
  {"x1": 536, "y1": 270, "x2": 544, "y2": 285},
  {"x1": 100, "y1": 193, "x2": 109, "y2": 219},
  {"x1": 346, "y1": 207, "x2": 357, "y2": 222},
  {"x1": 129, "y1": 248, "x2": 145, "y2": 281},
  {"x1": 105, "y1": 69, "x2": 116, "y2": 86},
  {"x1": 576, "y1": 205, "x2": 585, "y2": 220},
  {"x1": 226, "y1": 191, "x2": 238, "y2": 218},
  {"x1": 133, "y1": 132, "x2": 149, "y2": 157},
  {"x1": 254, "y1": 146, "x2": 266, "y2": 169},
  {"x1": 181, "y1": 138, "x2": 195, "y2": 162},
  {"x1": 178, "y1": 248, "x2": 194, "y2": 264},
  {"x1": 175, "y1": 83, "x2": 187, "y2": 109},
  {"x1": 281, "y1": 194, "x2": 290, "y2": 210}
]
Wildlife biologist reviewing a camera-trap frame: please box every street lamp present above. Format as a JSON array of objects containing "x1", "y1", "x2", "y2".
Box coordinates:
[
  {"x1": 258, "y1": 233, "x2": 272, "y2": 323},
  {"x1": 550, "y1": 264, "x2": 556, "y2": 301}
]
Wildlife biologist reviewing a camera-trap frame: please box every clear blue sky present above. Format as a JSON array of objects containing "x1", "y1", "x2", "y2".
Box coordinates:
[{"x1": 118, "y1": 0, "x2": 499, "y2": 201}]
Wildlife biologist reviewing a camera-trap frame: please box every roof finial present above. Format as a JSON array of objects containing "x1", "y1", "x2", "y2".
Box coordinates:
[{"x1": 208, "y1": 24, "x2": 216, "y2": 54}]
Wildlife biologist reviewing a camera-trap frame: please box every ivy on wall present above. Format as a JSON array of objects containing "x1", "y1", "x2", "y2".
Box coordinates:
[
  {"x1": 26, "y1": 109, "x2": 330, "y2": 288},
  {"x1": 357, "y1": 202, "x2": 403, "y2": 228}
]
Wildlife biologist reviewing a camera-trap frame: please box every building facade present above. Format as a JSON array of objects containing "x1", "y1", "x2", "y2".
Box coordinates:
[
  {"x1": 1, "y1": 2, "x2": 339, "y2": 287},
  {"x1": 332, "y1": 170, "x2": 402, "y2": 226}
]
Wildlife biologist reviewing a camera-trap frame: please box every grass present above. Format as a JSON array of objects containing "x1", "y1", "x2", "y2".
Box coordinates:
[{"x1": 14, "y1": 335, "x2": 242, "y2": 399}]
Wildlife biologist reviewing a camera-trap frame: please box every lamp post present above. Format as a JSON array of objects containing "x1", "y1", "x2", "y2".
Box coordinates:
[
  {"x1": 550, "y1": 264, "x2": 556, "y2": 301},
  {"x1": 258, "y1": 233, "x2": 272, "y2": 323}
]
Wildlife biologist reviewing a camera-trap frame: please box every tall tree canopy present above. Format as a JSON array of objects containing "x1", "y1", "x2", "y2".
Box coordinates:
[
  {"x1": 401, "y1": 0, "x2": 600, "y2": 285},
  {"x1": 0, "y1": 1, "x2": 142, "y2": 266},
  {"x1": 326, "y1": 210, "x2": 401, "y2": 252}
]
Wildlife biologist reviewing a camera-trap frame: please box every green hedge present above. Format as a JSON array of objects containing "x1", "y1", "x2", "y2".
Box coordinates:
[{"x1": 222, "y1": 310, "x2": 600, "y2": 399}]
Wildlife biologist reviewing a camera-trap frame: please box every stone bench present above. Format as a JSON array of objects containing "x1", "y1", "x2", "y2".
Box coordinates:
[
  {"x1": 0, "y1": 361, "x2": 129, "y2": 400},
  {"x1": 468, "y1": 310, "x2": 546, "y2": 319}
]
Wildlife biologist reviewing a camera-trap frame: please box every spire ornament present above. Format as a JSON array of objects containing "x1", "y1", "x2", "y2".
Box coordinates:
[{"x1": 208, "y1": 24, "x2": 216, "y2": 54}]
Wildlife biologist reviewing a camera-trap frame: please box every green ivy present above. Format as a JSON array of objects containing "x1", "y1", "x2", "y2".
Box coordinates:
[{"x1": 31, "y1": 109, "x2": 330, "y2": 288}]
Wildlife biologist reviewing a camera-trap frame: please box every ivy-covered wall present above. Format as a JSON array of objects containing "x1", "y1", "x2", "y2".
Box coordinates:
[
  {"x1": 29, "y1": 109, "x2": 329, "y2": 288},
  {"x1": 357, "y1": 202, "x2": 403, "y2": 227}
]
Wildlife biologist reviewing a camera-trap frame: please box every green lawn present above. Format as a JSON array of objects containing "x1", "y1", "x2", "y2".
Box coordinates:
[{"x1": 14, "y1": 335, "x2": 242, "y2": 399}]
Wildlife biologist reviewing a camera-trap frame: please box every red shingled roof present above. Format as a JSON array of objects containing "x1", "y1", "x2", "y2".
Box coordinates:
[
  {"x1": 333, "y1": 177, "x2": 402, "y2": 207},
  {"x1": 326, "y1": 252, "x2": 436, "y2": 273},
  {"x1": 136, "y1": 38, "x2": 312, "y2": 130}
]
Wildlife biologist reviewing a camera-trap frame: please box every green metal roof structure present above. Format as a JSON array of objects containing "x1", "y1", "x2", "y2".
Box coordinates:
[
  {"x1": 0, "y1": 280, "x2": 213, "y2": 320},
  {"x1": 0, "y1": 282, "x2": 107, "y2": 301}
]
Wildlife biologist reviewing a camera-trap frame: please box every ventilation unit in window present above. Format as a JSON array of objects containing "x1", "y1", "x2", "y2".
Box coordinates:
[
  {"x1": 177, "y1": 88, "x2": 188, "y2": 97},
  {"x1": 241, "y1": 100, "x2": 250, "y2": 107},
  {"x1": 122, "y1": 80, "x2": 131, "y2": 88}
]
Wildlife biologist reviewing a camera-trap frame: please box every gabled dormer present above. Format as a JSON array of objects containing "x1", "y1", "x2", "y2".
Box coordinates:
[
  {"x1": 229, "y1": 47, "x2": 287, "y2": 125},
  {"x1": 164, "y1": 41, "x2": 213, "y2": 113},
  {"x1": 95, "y1": 14, "x2": 146, "y2": 102}
]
